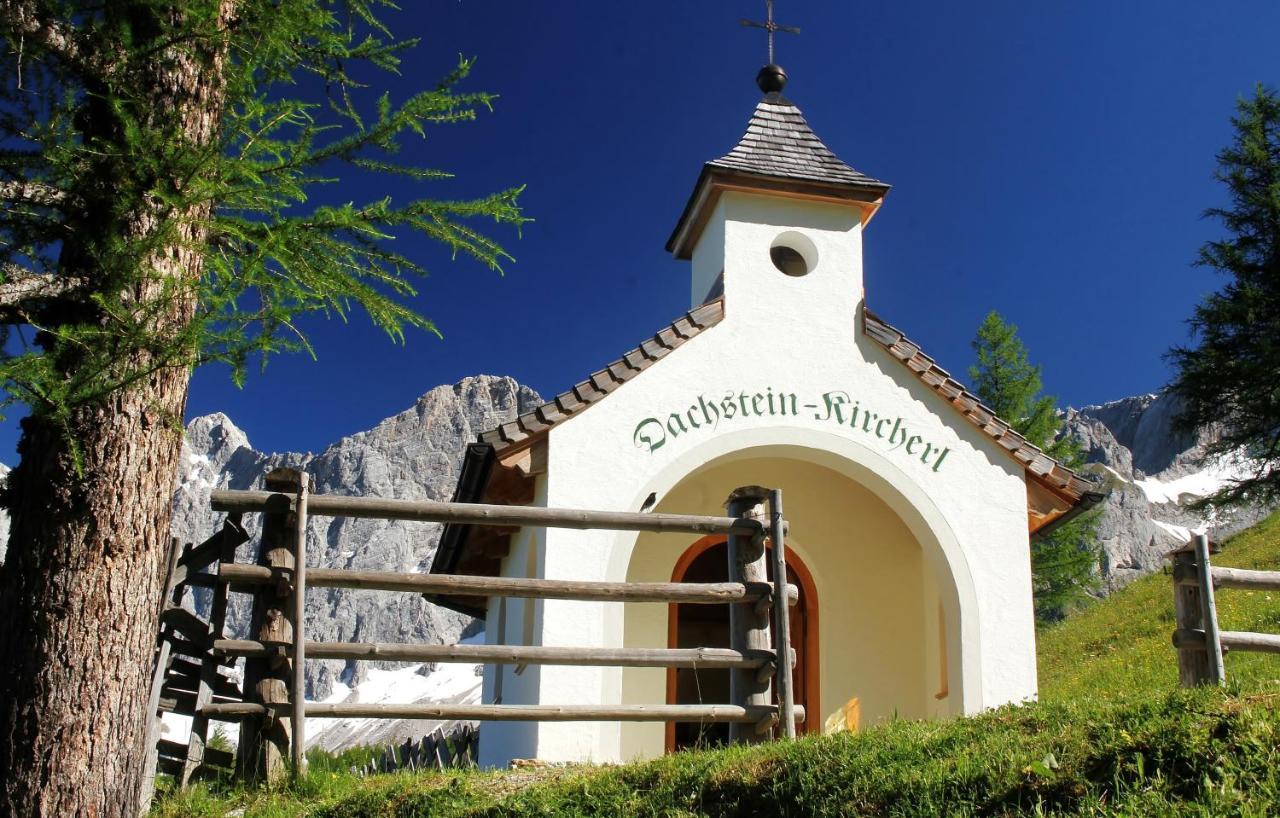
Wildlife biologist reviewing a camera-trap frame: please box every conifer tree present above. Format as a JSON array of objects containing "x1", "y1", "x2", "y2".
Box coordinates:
[
  {"x1": 0, "y1": 3, "x2": 526, "y2": 814},
  {"x1": 1169, "y1": 85, "x2": 1280, "y2": 508},
  {"x1": 969, "y1": 311, "x2": 1099, "y2": 621}
]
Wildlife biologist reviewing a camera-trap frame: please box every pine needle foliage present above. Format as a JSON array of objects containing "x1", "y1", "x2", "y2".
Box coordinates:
[
  {"x1": 1169, "y1": 85, "x2": 1280, "y2": 509},
  {"x1": 0, "y1": 0, "x2": 527, "y2": 441},
  {"x1": 970, "y1": 310, "x2": 1100, "y2": 621}
]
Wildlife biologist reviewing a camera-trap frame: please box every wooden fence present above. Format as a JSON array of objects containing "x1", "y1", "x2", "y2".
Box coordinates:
[
  {"x1": 349, "y1": 725, "x2": 480, "y2": 776},
  {"x1": 141, "y1": 518, "x2": 250, "y2": 811},
  {"x1": 148, "y1": 467, "x2": 803, "y2": 791},
  {"x1": 1169, "y1": 532, "x2": 1280, "y2": 686}
]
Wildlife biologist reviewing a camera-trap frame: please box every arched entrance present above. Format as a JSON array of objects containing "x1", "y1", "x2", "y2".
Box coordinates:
[
  {"x1": 664, "y1": 535, "x2": 820, "y2": 752},
  {"x1": 616, "y1": 439, "x2": 977, "y2": 761}
]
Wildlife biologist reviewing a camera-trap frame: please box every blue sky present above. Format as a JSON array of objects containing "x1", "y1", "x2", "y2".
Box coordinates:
[{"x1": 5, "y1": 2, "x2": 1279, "y2": 460}]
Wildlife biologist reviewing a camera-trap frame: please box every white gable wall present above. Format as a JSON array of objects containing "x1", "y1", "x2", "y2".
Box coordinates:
[
  {"x1": 690, "y1": 198, "x2": 726, "y2": 306},
  {"x1": 480, "y1": 191, "x2": 1036, "y2": 765}
]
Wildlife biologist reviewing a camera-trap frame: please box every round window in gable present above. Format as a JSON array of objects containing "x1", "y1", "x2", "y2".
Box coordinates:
[{"x1": 769, "y1": 231, "x2": 818, "y2": 277}]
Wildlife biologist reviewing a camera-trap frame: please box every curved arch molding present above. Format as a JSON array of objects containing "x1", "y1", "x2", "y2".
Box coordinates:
[{"x1": 604, "y1": 425, "x2": 984, "y2": 715}]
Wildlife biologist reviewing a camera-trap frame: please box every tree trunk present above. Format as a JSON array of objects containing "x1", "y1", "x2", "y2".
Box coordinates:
[
  {"x1": 0, "y1": 371, "x2": 194, "y2": 816},
  {"x1": 0, "y1": 4, "x2": 234, "y2": 814}
]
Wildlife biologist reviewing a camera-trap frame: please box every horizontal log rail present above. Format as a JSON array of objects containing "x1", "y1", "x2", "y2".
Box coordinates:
[
  {"x1": 202, "y1": 701, "x2": 806, "y2": 725},
  {"x1": 214, "y1": 639, "x2": 782, "y2": 669},
  {"x1": 1170, "y1": 535, "x2": 1280, "y2": 688},
  {"x1": 1172, "y1": 564, "x2": 1280, "y2": 592},
  {"x1": 208, "y1": 563, "x2": 799, "y2": 605},
  {"x1": 210, "y1": 489, "x2": 764, "y2": 537},
  {"x1": 1210, "y1": 566, "x2": 1280, "y2": 592},
  {"x1": 156, "y1": 738, "x2": 234, "y2": 770},
  {"x1": 162, "y1": 478, "x2": 805, "y2": 787},
  {"x1": 1172, "y1": 628, "x2": 1280, "y2": 655}
]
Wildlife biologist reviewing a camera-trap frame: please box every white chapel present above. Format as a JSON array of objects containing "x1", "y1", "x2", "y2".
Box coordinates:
[{"x1": 428, "y1": 63, "x2": 1100, "y2": 768}]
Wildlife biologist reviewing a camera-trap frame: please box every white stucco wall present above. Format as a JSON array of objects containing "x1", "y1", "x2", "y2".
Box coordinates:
[
  {"x1": 478, "y1": 191, "x2": 1036, "y2": 766},
  {"x1": 478, "y1": 486, "x2": 546, "y2": 767}
]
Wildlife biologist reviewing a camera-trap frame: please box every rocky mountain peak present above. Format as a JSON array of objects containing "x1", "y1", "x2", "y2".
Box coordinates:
[
  {"x1": 169, "y1": 374, "x2": 542, "y2": 699},
  {"x1": 184, "y1": 412, "x2": 251, "y2": 459},
  {"x1": 1070, "y1": 391, "x2": 1206, "y2": 480},
  {"x1": 1060, "y1": 390, "x2": 1269, "y2": 588}
]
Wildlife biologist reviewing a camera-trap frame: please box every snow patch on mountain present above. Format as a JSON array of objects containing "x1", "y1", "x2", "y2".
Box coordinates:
[
  {"x1": 1064, "y1": 392, "x2": 1274, "y2": 589},
  {"x1": 305, "y1": 629, "x2": 486, "y2": 752},
  {"x1": 1133, "y1": 452, "x2": 1256, "y2": 506},
  {"x1": 1151, "y1": 518, "x2": 1202, "y2": 543},
  {"x1": 160, "y1": 628, "x2": 487, "y2": 753}
]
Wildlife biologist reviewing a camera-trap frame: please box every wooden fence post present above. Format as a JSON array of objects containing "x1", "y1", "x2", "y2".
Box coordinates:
[
  {"x1": 1171, "y1": 543, "x2": 1211, "y2": 687},
  {"x1": 1194, "y1": 533, "x2": 1225, "y2": 685},
  {"x1": 725, "y1": 486, "x2": 773, "y2": 743},
  {"x1": 291, "y1": 475, "x2": 310, "y2": 775},
  {"x1": 239, "y1": 468, "x2": 305, "y2": 783},
  {"x1": 767, "y1": 489, "x2": 796, "y2": 739}
]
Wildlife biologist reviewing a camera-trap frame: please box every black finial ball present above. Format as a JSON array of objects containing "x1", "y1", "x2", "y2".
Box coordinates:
[{"x1": 756, "y1": 63, "x2": 788, "y2": 94}]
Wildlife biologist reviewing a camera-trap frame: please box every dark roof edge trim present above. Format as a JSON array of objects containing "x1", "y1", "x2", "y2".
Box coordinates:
[
  {"x1": 427, "y1": 442, "x2": 496, "y2": 619},
  {"x1": 863, "y1": 308, "x2": 1099, "y2": 502},
  {"x1": 1032, "y1": 489, "x2": 1108, "y2": 540},
  {"x1": 666, "y1": 165, "x2": 890, "y2": 259},
  {"x1": 477, "y1": 299, "x2": 726, "y2": 451}
]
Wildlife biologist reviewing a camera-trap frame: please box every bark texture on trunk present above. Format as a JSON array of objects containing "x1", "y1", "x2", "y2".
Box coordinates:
[
  {"x1": 0, "y1": 4, "x2": 234, "y2": 814},
  {"x1": 0, "y1": 372, "x2": 194, "y2": 817}
]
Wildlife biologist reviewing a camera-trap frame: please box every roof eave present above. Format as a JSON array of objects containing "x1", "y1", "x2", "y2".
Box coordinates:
[
  {"x1": 427, "y1": 442, "x2": 497, "y2": 619},
  {"x1": 862, "y1": 308, "x2": 1102, "y2": 518},
  {"x1": 666, "y1": 164, "x2": 891, "y2": 261},
  {"x1": 475, "y1": 299, "x2": 727, "y2": 455},
  {"x1": 1031, "y1": 488, "x2": 1108, "y2": 538}
]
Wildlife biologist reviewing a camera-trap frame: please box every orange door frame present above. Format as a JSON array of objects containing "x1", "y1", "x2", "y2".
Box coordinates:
[{"x1": 664, "y1": 534, "x2": 821, "y2": 752}]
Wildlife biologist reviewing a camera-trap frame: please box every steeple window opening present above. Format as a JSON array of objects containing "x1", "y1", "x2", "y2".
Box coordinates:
[{"x1": 770, "y1": 230, "x2": 818, "y2": 277}]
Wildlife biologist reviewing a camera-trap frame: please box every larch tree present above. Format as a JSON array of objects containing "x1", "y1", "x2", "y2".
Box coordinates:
[
  {"x1": 969, "y1": 310, "x2": 1100, "y2": 621},
  {"x1": 0, "y1": 2, "x2": 526, "y2": 815},
  {"x1": 1169, "y1": 85, "x2": 1280, "y2": 509}
]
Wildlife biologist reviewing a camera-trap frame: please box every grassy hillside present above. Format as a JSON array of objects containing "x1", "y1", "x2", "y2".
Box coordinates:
[
  {"x1": 154, "y1": 513, "x2": 1280, "y2": 817},
  {"x1": 1039, "y1": 510, "x2": 1280, "y2": 702},
  {"x1": 155, "y1": 689, "x2": 1280, "y2": 817}
]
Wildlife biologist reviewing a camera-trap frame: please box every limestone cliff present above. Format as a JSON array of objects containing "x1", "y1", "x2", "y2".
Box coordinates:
[
  {"x1": 169, "y1": 375, "x2": 541, "y2": 698},
  {"x1": 1062, "y1": 391, "x2": 1271, "y2": 589}
]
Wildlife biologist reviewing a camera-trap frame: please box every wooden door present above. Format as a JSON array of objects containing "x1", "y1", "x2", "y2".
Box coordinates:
[{"x1": 665, "y1": 537, "x2": 819, "y2": 752}]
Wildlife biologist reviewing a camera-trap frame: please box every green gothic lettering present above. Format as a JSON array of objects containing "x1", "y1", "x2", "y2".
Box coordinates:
[{"x1": 631, "y1": 388, "x2": 955, "y2": 474}]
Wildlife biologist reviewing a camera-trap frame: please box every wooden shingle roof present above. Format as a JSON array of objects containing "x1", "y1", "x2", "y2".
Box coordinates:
[
  {"x1": 707, "y1": 93, "x2": 890, "y2": 190},
  {"x1": 863, "y1": 309, "x2": 1099, "y2": 503},
  {"x1": 478, "y1": 298, "x2": 725, "y2": 451},
  {"x1": 667, "y1": 92, "x2": 891, "y2": 260}
]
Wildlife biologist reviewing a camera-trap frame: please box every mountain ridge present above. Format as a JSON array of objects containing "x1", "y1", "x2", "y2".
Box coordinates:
[
  {"x1": 169, "y1": 374, "x2": 542, "y2": 700},
  {"x1": 1063, "y1": 390, "x2": 1270, "y2": 587}
]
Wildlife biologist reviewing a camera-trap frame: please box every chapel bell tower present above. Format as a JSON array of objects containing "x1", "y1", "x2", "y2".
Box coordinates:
[{"x1": 666, "y1": 63, "x2": 890, "y2": 329}]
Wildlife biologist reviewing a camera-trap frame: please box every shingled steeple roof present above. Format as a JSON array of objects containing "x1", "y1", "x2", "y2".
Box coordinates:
[
  {"x1": 707, "y1": 91, "x2": 888, "y2": 190},
  {"x1": 667, "y1": 67, "x2": 891, "y2": 259}
]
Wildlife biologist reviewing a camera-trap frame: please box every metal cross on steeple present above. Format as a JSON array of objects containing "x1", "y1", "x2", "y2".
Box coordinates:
[{"x1": 740, "y1": 0, "x2": 800, "y2": 65}]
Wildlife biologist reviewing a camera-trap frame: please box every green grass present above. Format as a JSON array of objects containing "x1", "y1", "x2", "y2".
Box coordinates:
[
  {"x1": 152, "y1": 690, "x2": 1280, "y2": 817},
  {"x1": 154, "y1": 512, "x2": 1280, "y2": 817},
  {"x1": 1038, "y1": 510, "x2": 1280, "y2": 702}
]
